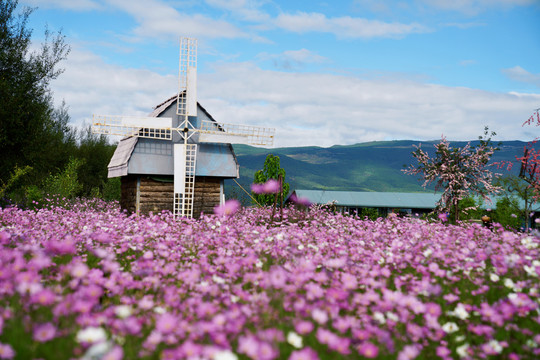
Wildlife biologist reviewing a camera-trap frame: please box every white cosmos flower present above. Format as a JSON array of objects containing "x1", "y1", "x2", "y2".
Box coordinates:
[
  {"x1": 114, "y1": 305, "x2": 132, "y2": 319},
  {"x1": 456, "y1": 343, "x2": 469, "y2": 358},
  {"x1": 504, "y1": 278, "x2": 516, "y2": 289},
  {"x1": 81, "y1": 341, "x2": 112, "y2": 360},
  {"x1": 76, "y1": 326, "x2": 107, "y2": 344},
  {"x1": 287, "y1": 331, "x2": 303, "y2": 349},
  {"x1": 373, "y1": 311, "x2": 386, "y2": 324},
  {"x1": 212, "y1": 349, "x2": 238, "y2": 360},
  {"x1": 453, "y1": 303, "x2": 469, "y2": 320},
  {"x1": 442, "y1": 322, "x2": 459, "y2": 333},
  {"x1": 490, "y1": 273, "x2": 500, "y2": 282},
  {"x1": 488, "y1": 340, "x2": 503, "y2": 354}
]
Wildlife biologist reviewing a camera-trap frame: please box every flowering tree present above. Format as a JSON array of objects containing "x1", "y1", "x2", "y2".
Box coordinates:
[
  {"x1": 403, "y1": 128, "x2": 501, "y2": 222},
  {"x1": 517, "y1": 109, "x2": 540, "y2": 198}
]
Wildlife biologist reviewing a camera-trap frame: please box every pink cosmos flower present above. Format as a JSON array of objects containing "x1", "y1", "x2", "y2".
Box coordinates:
[
  {"x1": 397, "y1": 344, "x2": 421, "y2": 360},
  {"x1": 31, "y1": 289, "x2": 56, "y2": 306},
  {"x1": 0, "y1": 343, "x2": 14, "y2": 359},
  {"x1": 33, "y1": 322, "x2": 56, "y2": 342},
  {"x1": 214, "y1": 199, "x2": 241, "y2": 217},
  {"x1": 155, "y1": 314, "x2": 178, "y2": 334},
  {"x1": 102, "y1": 346, "x2": 123, "y2": 360},
  {"x1": 438, "y1": 213, "x2": 448, "y2": 222},
  {"x1": 357, "y1": 342, "x2": 378, "y2": 358},
  {"x1": 289, "y1": 194, "x2": 311, "y2": 207},
  {"x1": 70, "y1": 261, "x2": 89, "y2": 278},
  {"x1": 251, "y1": 179, "x2": 281, "y2": 194},
  {"x1": 251, "y1": 183, "x2": 264, "y2": 194},
  {"x1": 289, "y1": 347, "x2": 319, "y2": 360},
  {"x1": 294, "y1": 320, "x2": 314, "y2": 335}
]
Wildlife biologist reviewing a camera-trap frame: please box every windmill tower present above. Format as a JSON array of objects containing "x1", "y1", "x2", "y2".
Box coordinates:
[{"x1": 92, "y1": 37, "x2": 274, "y2": 218}]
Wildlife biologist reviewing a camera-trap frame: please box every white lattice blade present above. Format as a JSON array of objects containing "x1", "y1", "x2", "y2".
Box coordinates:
[
  {"x1": 187, "y1": 65, "x2": 197, "y2": 117},
  {"x1": 177, "y1": 37, "x2": 197, "y2": 117},
  {"x1": 173, "y1": 144, "x2": 197, "y2": 218},
  {"x1": 198, "y1": 132, "x2": 251, "y2": 144},
  {"x1": 173, "y1": 144, "x2": 187, "y2": 194},
  {"x1": 94, "y1": 115, "x2": 172, "y2": 129},
  {"x1": 92, "y1": 115, "x2": 173, "y2": 139},
  {"x1": 198, "y1": 120, "x2": 275, "y2": 146}
]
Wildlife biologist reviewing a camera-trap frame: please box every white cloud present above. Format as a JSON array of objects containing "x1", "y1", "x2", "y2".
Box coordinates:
[
  {"x1": 417, "y1": 0, "x2": 536, "y2": 15},
  {"x1": 50, "y1": 47, "x2": 176, "y2": 128},
  {"x1": 204, "y1": 0, "x2": 271, "y2": 22},
  {"x1": 52, "y1": 49, "x2": 540, "y2": 148},
  {"x1": 21, "y1": 0, "x2": 101, "y2": 11},
  {"x1": 274, "y1": 12, "x2": 429, "y2": 39},
  {"x1": 198, "y1": 62, "x2": 540, "y2": 147},
  {"x1": 503, "y1": 66, "x2": 540, "y2": 88},
  {"x1": 106, "y1": 0, "x2": 247, "y2": 40}
]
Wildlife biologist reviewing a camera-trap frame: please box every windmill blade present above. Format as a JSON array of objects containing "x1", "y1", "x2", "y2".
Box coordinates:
[
  {"x1": 92, "y1": 115, "x2": 173, "y2": 140},
  {"x1": 173, "y1": 143, "x2": 197, "y2": 218},
  {"x1": 177, "y1": 37, "x2": 198, "y2": 118},
  {"x1": 198, "y1": 120, "x2": 275, "y2": 146}
]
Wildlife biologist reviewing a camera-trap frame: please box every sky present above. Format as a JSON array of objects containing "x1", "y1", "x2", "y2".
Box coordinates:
[{"x1": 19, "y1": 0, "x2": 540, "y2": 147}]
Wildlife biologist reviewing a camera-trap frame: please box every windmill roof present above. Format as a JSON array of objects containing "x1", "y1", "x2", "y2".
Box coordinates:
[
  {"x1": 148, "y1": 93, "x2": 218, "y2": 123},
  {"x1": 108, "y1": 96, "x2": 239, "y2": 179}
]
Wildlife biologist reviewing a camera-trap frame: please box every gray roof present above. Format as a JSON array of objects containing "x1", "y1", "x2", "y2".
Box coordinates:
[{"x1": 292, "y1": 190, "x2": 441, "y2": 209}]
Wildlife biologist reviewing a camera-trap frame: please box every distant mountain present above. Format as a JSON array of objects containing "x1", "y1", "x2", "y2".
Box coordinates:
[{"x1": 224, "y1": 140, "x2": 537, "y2": 203}]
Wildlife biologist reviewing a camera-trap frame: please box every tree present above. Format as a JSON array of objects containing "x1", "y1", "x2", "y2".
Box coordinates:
[
  {"x1": 403, "y1": 128, "x2": 500, "y2": 222},
  {"x1": 252, "y1": 154, "x2": 290, "y2": 207},
  {"x1": 75, "y1": 126, "x2": 116, "y2": 196},
  {"x1": 0, "y1": 0, "x2": 71, "y2": 184},
  {"x1": 516, "y1": 109, "x2": 540, "y2": 199},
  {"x1": 495, "y1": 175, "x2": 539, "y2": 231}
]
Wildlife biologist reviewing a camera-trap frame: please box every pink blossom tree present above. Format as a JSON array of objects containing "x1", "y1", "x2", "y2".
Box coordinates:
[
  {"x1": 403, "y1": 128, "x2": 501, "y2": 222},
  {"x1": 517, "y1": 109, "x2": 540, "y2": 198}
]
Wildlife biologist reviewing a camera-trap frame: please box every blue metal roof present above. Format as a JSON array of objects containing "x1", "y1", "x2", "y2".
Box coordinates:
[
  {"x1": 293, "y1": 190, "x2": 441, "y2": 209},
  {"x1": 291, "y1": 190, "x2": 540, "y2": 211}
]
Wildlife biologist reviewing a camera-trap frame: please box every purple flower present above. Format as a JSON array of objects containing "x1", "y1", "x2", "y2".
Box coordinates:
[
  {"x1": 251, "y1": 183, "x2": 264, "y2": 194},
  {"x1": 155, "y1": 314, "x2": 177, "y2": 334},
  {"x1": 289, "y1": 347, "x2": 319, "y2": 360},
  {"x1": 214, "y1": 199, "x2": 241, "y2": 217},
  {"x1": 263, "y1": 179, "x2": 281, "y2": 194},
  {"x1": 289, "y1": 194, "x2": 311, "y2": 207},
  {"x1": 357, "y1": 342, "x2": 378, "y2": 358},
  {"x1": 251, "y1": 179, "x2": 281, "y2": 194},
  {"x1": 438, "y1": 212, "x2": 448, "y2": 222},
  {"x1": 397, "y1": 344, "x2": 421, "y2": 360},
  {"x1": 102, "y1": 346, "x2": 123, "y2": 360},
  {"x1": 33, "y1": 322, "x2": 56, "y2": 342},
  {"x1": 0, "y1": 343, "x2": 14, "y2": 359},
  {"x1": 294, "y1": 320, "x2": 314, "y2": 335}
]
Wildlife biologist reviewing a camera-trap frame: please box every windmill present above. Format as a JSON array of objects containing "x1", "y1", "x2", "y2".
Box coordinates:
[{"x1": 92, "y1": 37, "x2": 275, "y2": 218}]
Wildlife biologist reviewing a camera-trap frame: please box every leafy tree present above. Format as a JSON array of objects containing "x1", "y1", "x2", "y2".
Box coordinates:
[
  {"x1": 75, "y1": 126, "x2": 116, "y2": 196},
  {"x1": 403, "y1": 128, "x2": 500, "y2": 222},
  {"x1": 252, "y1": 154, "x2": 290, "y2": 206},
  {"x1": 491, "y1": 197, "x2": 522, "y2": 231},
  {"x1": 495, "y1": 175, "x2": 539, "y2": 231},
  {"x1": 0, "y1": 0, "x2": 71, "y2": 185}
]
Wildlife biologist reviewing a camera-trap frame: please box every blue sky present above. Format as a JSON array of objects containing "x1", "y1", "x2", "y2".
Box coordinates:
[{"x1": 21, "y1": 0, "x2": 540, "y2": 147}]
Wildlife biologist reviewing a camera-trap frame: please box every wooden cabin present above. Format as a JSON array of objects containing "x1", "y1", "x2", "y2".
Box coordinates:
[{"x1": 107, "y1": 96, "x2": 239, "y2": 217}]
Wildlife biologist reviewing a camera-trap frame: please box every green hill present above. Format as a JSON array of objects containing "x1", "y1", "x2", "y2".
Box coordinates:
[{"x1": 225, "y1": 140, "x2": 535, "y2": 203}]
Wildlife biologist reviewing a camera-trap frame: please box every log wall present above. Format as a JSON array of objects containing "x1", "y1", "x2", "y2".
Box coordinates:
[{"x1": 120, "y1": 175, "x2": 222, "y2": 218}]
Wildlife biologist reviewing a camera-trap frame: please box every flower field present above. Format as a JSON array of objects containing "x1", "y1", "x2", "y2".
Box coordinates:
[{"x1": 0, "y1": 200, "x2": 539, "y2": 359}]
